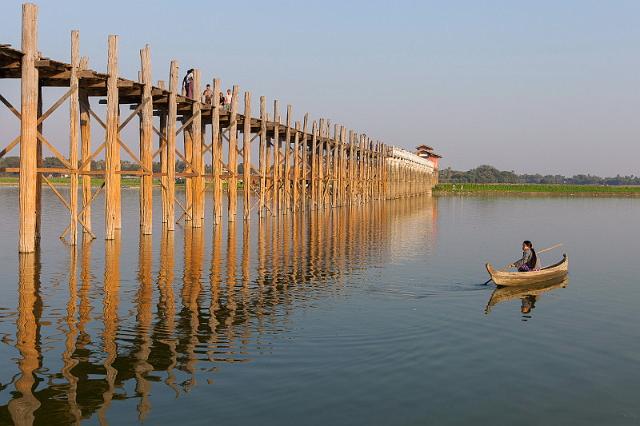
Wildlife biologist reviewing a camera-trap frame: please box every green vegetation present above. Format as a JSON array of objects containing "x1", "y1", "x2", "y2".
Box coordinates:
[
  {"x1": 434, "y1": 183, "x2": 640, "y2": 194},
  {"x1": 440, "y1": 165, "x2": 640, "y2": 186}
]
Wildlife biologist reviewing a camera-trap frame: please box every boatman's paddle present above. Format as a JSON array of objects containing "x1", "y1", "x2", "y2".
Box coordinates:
[{"x1": 483, "y1": 243, "x2": 563, "y2": 285}]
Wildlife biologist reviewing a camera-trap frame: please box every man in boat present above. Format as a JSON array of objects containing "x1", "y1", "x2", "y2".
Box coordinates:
[{"x1": 509, "y1": 240, "x2": 541, "y2": 272}]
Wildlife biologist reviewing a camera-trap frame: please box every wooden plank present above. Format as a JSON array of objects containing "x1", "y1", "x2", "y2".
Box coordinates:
[
  {"x1": 105, "y1": 35, "x2": 120, "y2": 239},
  {"x1": 79, "y1": 92, "x2": 92, "y2": 235},
  {"x1": 139, "y1": 45, "x2": 153, "y2": 234},
  {"x1": 19, "y1": 3, "x2": 39, "y2": 252},
  {"x1": 242, "y1": 91, "x2": 252, "y2": 220}
]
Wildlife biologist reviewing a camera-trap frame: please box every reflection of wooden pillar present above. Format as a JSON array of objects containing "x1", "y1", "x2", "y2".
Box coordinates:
[
  {"x1": 226, "y1": 221, "x2": 237, "y2": 346},
  {"x1": 9, "y1": 252, "x2": 42, "y2": 424},
  {"x1": 99, "y1": 236, "x2": 121, "y2": 423},
  {"x1": 62, "y1": 247, "x2": 81, "y2": 423},
  {"x1": 19, "y1": 4, "x2": 39, "y2": 253},
  {"x1": 135, "y1": 233, "x2": 154, "y2": 421},
  {"x1": 158, "y1": 228, "x2": 179, "y2": 395},
  {"x1": 208, "y1": 223, "x2": 223, "y2": 359}
]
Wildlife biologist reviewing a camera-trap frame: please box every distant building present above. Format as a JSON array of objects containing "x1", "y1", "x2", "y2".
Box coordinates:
[{"x1": 416, "y1": 145, "x2": 441, "y2": 169}]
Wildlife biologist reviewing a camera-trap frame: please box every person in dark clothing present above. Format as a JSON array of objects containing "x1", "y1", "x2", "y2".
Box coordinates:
[
  {"x1": 509, "y1": 240, "x2": 541, "y2": 272},
  {"x1": 182, "y1": 68, "x2": 194, "y2": 99}
]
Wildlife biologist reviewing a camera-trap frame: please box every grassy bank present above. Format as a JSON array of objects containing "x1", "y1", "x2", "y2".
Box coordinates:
[{"x1": 434, "y1": 183, "x2": 640, "y2": 194}]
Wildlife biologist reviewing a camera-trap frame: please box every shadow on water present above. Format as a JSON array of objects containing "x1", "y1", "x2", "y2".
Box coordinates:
[{"x1": 0, "y1": 196, "x2": 439, "y2": 424}]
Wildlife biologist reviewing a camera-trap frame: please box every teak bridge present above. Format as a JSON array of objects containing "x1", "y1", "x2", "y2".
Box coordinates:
[{"x1": 1, "y1": 3, "x2": 439, "y2": 253}]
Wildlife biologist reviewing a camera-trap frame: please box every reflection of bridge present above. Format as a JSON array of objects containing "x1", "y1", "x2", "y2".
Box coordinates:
[
  {"x1": 0, "y1": 198, "x2": 437, "y2": 424},
  {"x1": 0, "y1": 3, "x2": 438, "y2": 253}
]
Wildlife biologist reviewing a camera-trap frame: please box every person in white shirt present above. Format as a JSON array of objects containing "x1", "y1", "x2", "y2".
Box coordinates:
[{"x1": 224, "y1": 89, "x2": 232, "y2": 111}]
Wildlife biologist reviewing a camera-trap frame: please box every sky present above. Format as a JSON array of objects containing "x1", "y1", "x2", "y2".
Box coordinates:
[{"x1": 1, "y1": 0, "x2": 639, "y2": 176}]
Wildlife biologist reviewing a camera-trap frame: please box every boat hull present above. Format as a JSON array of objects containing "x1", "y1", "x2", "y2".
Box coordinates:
[{"x1": 486, "y1": 254, "x2": 568, "y2": 287}]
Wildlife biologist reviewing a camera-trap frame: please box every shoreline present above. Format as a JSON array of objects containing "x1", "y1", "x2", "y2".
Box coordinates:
[{"x1": 434, "y1": 183, "x2": 640, "y2": 197}]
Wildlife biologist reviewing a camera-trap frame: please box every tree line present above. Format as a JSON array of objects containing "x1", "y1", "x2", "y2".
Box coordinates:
[
  {"x1": 0, "y1": 156, "x2": 240, "y2": 176},
  {"x1": 439, "y1": 165, "x2": 640, "y2": 186}
]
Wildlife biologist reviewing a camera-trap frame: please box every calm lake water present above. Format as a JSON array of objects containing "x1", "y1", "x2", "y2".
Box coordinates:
[{"x1": 0, "y1": 188, "x2": 638, "y2": 425}]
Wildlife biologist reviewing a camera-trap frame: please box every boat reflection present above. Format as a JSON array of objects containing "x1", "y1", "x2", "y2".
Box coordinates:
[
  {"x1": 484, "y1": 276, "x2": 570, "y2": 317},
  {"x1": 0, "y1": 197, "x2": 437, "y2": 424}
]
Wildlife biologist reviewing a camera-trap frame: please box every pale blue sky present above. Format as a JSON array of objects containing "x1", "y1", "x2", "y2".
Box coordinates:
[{"x1": 1, "y1": 0, "x2": 639, "y2": 175}]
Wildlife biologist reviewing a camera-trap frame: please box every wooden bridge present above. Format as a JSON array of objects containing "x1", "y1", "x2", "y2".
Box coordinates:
[{"x1": 1, "y1": 3, "x2": 439, "y2": 253}]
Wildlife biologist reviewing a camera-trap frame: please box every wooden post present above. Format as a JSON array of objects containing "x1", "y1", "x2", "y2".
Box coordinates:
[
  {"x1": 284, "y1": 105, "x2": 292, "y2": 213},
  {"x1": 242, "y1": 91, "x2": 251, "y2": 220},
  {"x1": 79, "y1": 63, "x2": 92, "y2": 236},
  {"x1": 331, "y1": 124, "x2": 340, "y2": 207},
  {"x1": 292, "y1": 121, "x2": 300, "y2": 212},
  {"x1": 310, "y1": 120, "x2": 318, "y2": 209},
  {"x1": 272, "y1": 100, "x2": 280, "y2": 216},
  {"x1": 158, "y1": 80, "x2": 168, "y2": 223},
  {"x1": 301, "y1": 114, "x2": 308, "y2": 211},
  {"x1": 258, "y1": 96, "x2": 267, "y2": 218},
  {"x1": 324, "y1": 120, "x2": 332, "y2": 208},
  {"x1": 227, "y1": 85, "x2": 239, "y2": 221},
  {"x1": 191, "y1": 69, "x2": 203, "y2": 227},
  {"x1": 183, "y1": 114, "x2": 193, "y2": 222},
  {"x1": 211, "y1": 78, "x2": 222, "y2": 224},
  {"x1": 166, "y1": 61, "x2": 178, "y2": 230},
  {"x1": 139, "y1": 45, "x2": 153, "y2": 234},
  {"x1": 105, "y1": 35, "x2": 120, "y2": 240},
  {"x1": 68, "y1": 30, "x2": 80, "y2": 245},
  {"x1": 18, "y1": 3, "x2": 39, "y2": 253}
]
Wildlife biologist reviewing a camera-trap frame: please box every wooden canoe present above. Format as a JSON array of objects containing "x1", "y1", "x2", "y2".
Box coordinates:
[
  {"x1": 485, "y1": 254, "x2": 568, "y2": 286},
  {"x1": 484, "y1": 276, "x2": 569, "y2": 313}
]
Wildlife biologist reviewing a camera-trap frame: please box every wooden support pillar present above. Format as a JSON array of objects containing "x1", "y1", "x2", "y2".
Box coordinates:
[
  {"x1": 310, "y1": 120, "x2": 318, "y2": 209},
  {"x1": 139, "y1": 45, "x2": 153, "y2": 234},
  {"x1": 324, "y1": 120, "x2": 332, "y2": 208},
  {"x1": 272, "y1": 100, "x2": 280, "y2": 216},
  {"x1": 284, "y1": 105, "x2": 292, "y2": 213},
  {"x1": 242, "y1": 91, "x2": 251, "y2": 220},
  {"x1": 211, "y1": 78, "x2": 222, "y2": 224},
  {"x1": 191, "y1": 70, "x2": 203, "y2": 227},
  {"x1": 80, "y1": 78, "x2": 92, "y2": 235},
  {"x1": 183, "y1": 115, "x2": 193, "y2": 222},
  {"x1": 18, "y1": 3, "x2": 39, "y2": 253},
  {"x1": 348, "y1": 131, "x2": 355, "y2": 205},
  {"x1": 292, "y1": 121, "x2": 300, "y2": 211},
  {"x1": 68, "y1": 30, "x2": 80, "y2": 245},
  {"x1": 258, "y1": 96, "x2": 267, "y2": 218},
  {"x1": 227, "y1": 85, "x2": 239, "y2": 221},
  {"x1": 331, "y1": 124, "x2": 339, "y2": 207},
  {"x1": 301, "y1": 114, "x2": 308, "y2": 211},
  {"x1": 157, "y1": 80, "x2": 168, "y2": 223},
  {"x1": 105, "y1": 35, "x2": 120, "y2": 240},
  {"x1": 166, "y1": 61, "x2": 178, "y2": 230}
]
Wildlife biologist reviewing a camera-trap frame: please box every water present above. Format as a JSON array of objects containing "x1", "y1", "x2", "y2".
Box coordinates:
[{"x1": 0, "y1": 188, "x2": 638, "y2": 425}]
